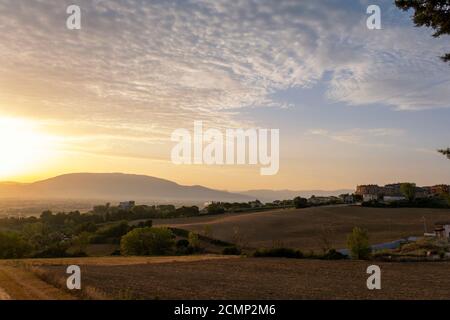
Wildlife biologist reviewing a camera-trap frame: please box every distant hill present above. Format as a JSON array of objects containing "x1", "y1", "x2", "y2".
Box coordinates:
[
  {"x1": 0, "y1": 173, "x2": 253, "y2": 203},
  {"x1": 239, "y1": 189, "x2": 354, "y2": 202}
]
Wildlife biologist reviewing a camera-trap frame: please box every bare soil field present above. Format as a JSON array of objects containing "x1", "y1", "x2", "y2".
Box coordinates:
[
  {"x1": 34, "y1": 257, "x2": 450, "y2": 300},
  {"x1": 0, "y1": 255, "x2": 236, "y2": 300},
  {"x1": 154, "y1": 206, "x2": 450, "y2": 250}
]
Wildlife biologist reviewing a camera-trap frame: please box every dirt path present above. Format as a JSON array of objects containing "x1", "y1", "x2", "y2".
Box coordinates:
[{"x1": 0, "y1": 264, "x2": 74, "y2": 300}]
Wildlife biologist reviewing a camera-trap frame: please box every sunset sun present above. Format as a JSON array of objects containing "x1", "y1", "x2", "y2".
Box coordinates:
[{"x1": 0, "y1": 117, "x2": 53, "y2": 179}]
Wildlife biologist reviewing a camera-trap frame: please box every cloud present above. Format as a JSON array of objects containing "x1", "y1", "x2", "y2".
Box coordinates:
[
  {"x1": 0, "y1": 0, "x2": 448, "y2": 160},
  {"x1": 308, "y1": 127, "x2": 406, "y2": 146}
]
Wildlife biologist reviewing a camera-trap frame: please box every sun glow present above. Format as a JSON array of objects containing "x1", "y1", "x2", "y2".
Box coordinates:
[{"x1": 0, "y1": 117, "x2": 54, "y2": 180}]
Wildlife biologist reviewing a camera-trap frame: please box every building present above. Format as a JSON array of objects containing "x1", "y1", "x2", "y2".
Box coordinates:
[
  {"x1": 356, "y1": 183, "x2": 449, "y2": 202},
  {"x1": 383, "y1": 183, "x2": 402, "y2": 197},
  {"x1": 355, "y1": 185, "x2": 381, "y2": 196},
  {"x1": 339, "y1": 194, "x2": 354, "y2": 204},
  {"x1": 434, "y1": 222, "x2": 450, "y2": 240},
  {"x1": 383, "y1": 196, "x2": 406, "y2": 202},
  {"x1": 429, "y1": 185, "x2": 450, "y2": 196},
  {"x1": 119, "y1": 201, "x2": 135, "y2": 210}
]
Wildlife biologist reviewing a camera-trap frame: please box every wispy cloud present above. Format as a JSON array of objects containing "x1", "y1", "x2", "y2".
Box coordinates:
[
  {"x1": 0, "y1": 0, "x2": 448, "y2": 160},
  {"x1": 308, "y1": 127, "x2": 406, "y2": 146}
]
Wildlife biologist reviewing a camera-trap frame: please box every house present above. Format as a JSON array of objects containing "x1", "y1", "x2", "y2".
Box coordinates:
[
  {"x1": 434, "y1": 222, "x2": 450, "y2": 240},
  {"x1": 119, "y1": 201, "x2": 135, "y2": 210},
  {"x1": 339, "y1": 194, "x2": 354, "y2": 204}
]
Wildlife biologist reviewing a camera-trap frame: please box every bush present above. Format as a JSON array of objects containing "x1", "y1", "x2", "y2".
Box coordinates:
[
  {"x1": 320, "y1": 249, "x2": 347, "y2": 260},
  {"x1": 347, "y1": 227, "x2": 371, "y2": 260},
  {"x1": 136, "y1": 220, "x2": 153, "y2": 228},
  {"x1": 120, "y1": 227, "x2": 175, "y2": 256},
  {"x1": 222, "y1": 246, "x2": 241, "y2": 255},
  {"x1": 253, "y1": 247, "x2": 303, "y2": 259},
  {"x1": 92, "y1": 221, "x2": 130, "y2": 244},
  {"x1": 176, "y1": 239, "x2": 190, "y2": 248},
  {"x1": 293, "y1": 196, "x2": 308, "y2": 208},
  {"x1": 188, "y1": 232, "x2": 201, "y2": 252}
]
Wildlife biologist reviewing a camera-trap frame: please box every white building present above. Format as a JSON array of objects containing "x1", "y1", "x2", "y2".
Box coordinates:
[
  {"x1": 435, "y1": 223, "x2": 450, "y2": 240},
  {"x1": 363, "y1": 194, "x2": 378, "y2": 202}
]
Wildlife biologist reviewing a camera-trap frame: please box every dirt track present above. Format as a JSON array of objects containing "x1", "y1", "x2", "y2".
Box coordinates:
[{"x1": 0, "y1": 263, "x2": 73, "y2": 300}]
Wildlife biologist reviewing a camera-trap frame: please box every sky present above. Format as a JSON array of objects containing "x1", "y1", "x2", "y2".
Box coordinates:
[{"x1": 0, "y1": 0, "x2": 449, "y2": 191}]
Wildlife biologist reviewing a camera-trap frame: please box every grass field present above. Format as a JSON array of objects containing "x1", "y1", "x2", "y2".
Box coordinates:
[{"x1": 153, "y1": 205, "x2": 450, "y2": 251}]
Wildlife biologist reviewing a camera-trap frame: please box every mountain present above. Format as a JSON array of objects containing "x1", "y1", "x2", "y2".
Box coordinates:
[
  {"x1": 239, "y1": 189, "x2": 354, "y2": 202},
  {"x1": 0, "y1": 173, "x2": 253, "y2": 203}
]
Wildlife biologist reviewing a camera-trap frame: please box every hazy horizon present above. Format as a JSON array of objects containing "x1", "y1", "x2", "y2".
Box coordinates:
[{"x1": 0, "y1": 0, "x2": 449, "y2": 191}]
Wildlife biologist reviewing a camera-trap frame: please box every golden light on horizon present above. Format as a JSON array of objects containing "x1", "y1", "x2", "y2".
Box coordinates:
[{"x1": 0, "y1": 117, "x2": 55, "y2": 180}]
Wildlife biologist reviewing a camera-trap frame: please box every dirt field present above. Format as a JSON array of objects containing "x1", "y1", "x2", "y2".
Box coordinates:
[
  {"x1": 154, "y1": 205, "x2": 450, "y2": 250},
  {"x1": 34, "y1": 257, "x2": 450, "y2": 300},
  {"x1": 0, "y1": 255, "x2": 235, "y2": 300}
]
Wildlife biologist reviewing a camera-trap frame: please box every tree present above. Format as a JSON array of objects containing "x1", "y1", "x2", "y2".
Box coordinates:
[
  {"x1": 395, "y1": 0, "x2": 450, "y2": 63},
  {"x1": 0, "y1": 231, "x2": 31, "y2": 259},
  {"x1": 72, "y1": 232, "x2": 91, "y2": 254},
  {"x1": 188, "y1": 232, "x2": 200, "y2": 251},
  {"x1": 439, "y1": 148, "x2": 450, "y2": 159},
  {"x1": 400, "y1": 182, "x2": 417, "y2": 202},
  {"x1": 293, "y1": 196, "x2": 308, "y2": 208},
  {"x1": 346, "y1": 227, "x2": 371, "y2": 260},
  {"x1": 120, "y1": 227, "x2": 174, "y2": 256}
]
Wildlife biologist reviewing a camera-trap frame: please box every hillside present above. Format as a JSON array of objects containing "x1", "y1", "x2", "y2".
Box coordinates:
[
  {"x1": 154, "y1": 205, "x2": 450, "y2": 251},
  {"x1": 0, "y1": 173, "x2": 253, "y2": 203}
]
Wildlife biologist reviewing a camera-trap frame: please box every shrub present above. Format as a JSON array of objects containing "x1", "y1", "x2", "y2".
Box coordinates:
[
  {"x1": 222, "y1": 246, "x2": 241, "y2": 255},
  {"x1": 253, "y1": 247, "x2": 303, "y2": 259},
  {"x1": 188, "y1": 232, "x2": 201, "y2": 252},
  {"x1": 120, "y1": 227, "x2": 175, "y2": 256},
  {"x1": 92, "y1": 221, "x2": 130, "y2": 244},
  {"x1": 347, "y1": 227, "x2": 371, "y2": 260},
  {"x1": 320, "y1": 249, "x2": 347, "y2": 260},
  {"x1": 176, "y1": 239, "x2": 190, "y2": 248},
  {"x1": 136, "y1": 220, "x2": 153, "y2": 228},
  {"x1": 293, "y1": 196, "x2": 308, "y2": 208}
]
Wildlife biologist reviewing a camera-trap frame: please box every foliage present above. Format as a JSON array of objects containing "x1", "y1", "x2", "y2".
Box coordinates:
[
  {"x1": 188, "y1": 232, "x2": 201, "y2": 252},
  {"x1": 293, "y1": 196, "x2": 308, "y2": 208},
  {"x1": 395, "y1": 0, "x2": 450, "y2": 62},
  {"x1": 346, "y1": 227, "x2": 371, "y2": 260},
  {"x1": 253, "y1": 247, "x2": 304, "y2": 259},
  {"x1": 0, "y1": 231, "x2": 31, "y2": 259},
  {"x1": 320, "y1": 249, "x2": 347, "y2": 260},
  {"x1": 439, "y1": 148, "x2": 450, "y2": 159},
  {"x1": 400, "y1": 183, "x2": 417, "y2": 202},
  {"x1": 120, "y1": 227, "x2": 175, "y2": 256}
]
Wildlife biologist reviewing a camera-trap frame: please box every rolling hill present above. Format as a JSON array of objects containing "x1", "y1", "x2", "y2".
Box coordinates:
[{"x1": 0, "y1": 173, "x2": 254, "y2": 203}]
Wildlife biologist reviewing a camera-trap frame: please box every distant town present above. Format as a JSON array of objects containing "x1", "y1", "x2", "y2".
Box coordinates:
[{"x1": 355, "y1": 183, "x2": 450, "y2": 202}]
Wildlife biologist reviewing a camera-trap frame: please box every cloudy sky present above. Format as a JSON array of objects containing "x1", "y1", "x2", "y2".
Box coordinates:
[{"x1": 0, "y1": 0, "x2": 449, "y2": 190}]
